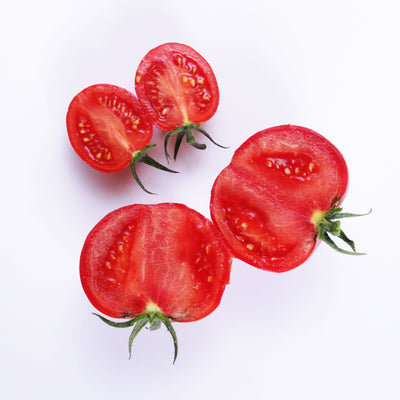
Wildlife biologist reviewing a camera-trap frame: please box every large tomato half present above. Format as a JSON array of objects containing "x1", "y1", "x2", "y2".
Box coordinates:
[
  {"x1": 66, "y1": 84, "x2": 153, "y2": 173},
  {"x1": 80, "y1": 203, "x2": 231, "y2": 322},
  {"x1": 135, "y1": 42, "x2": 219, "y2": 131},
  {"x1": 210, "y1": 125, "x2": 350, "y2": 272}
]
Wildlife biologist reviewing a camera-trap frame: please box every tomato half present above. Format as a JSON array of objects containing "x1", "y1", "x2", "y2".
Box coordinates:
[
  {"x1": 67, "y1": 84, "x2": 153, "y2": 173},
  {"x1": 80, "y1": 203, "x2": 232, "y2": 360},
  {"x1": 135, "y1": 43, "x2": 222, "y2": 159},
  {"x1": 135, "y1": 43, "x2": 219, "y2": 130},
  {"x1": 210, "y1": 125, "x2": 360, "y2": 273}
]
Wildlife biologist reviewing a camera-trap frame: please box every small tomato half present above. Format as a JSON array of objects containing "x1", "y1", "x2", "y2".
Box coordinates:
[
  {"x1": 66, "y1": 84, "x2": 176, "y2": 193},
  {"x1": 67, "y1": 84, "x2": 152, "y2": 172},
  {"x1": 135, "y1": 42, "x2": 224, "y2": 160}
]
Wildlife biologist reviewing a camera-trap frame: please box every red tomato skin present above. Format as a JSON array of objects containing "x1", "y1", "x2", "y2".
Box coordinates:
[
  {"x1": 80, "y1": 203, "x2": 231, "y2": 322},
  {"x1": 210, "y1": 125, "x2": 349, "y2": 272},
  {"x1": 135, "y1": 43, "x2": 219, "y2": 131},
  {"x1": 66, "y1": 84, "x2": 153, "y2": 173}
]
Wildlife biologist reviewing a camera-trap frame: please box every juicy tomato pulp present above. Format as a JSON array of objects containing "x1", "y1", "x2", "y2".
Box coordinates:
[
  {"x1": 66, "y1": 84, "x2": 152, "y2": 173},
  {"x1": 135, "y1": 43, "x2": 219, "y2": 131},
  {"x1": 80, "y1": 203, "x2": 232, "y2": 322},
  {"x1": 210, "y1": 125, "x2": 349, "y2": 272}
]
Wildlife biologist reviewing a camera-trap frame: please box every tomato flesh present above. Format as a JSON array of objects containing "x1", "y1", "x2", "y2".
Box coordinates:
[
  {"x1": 210, "y1": 125, "x2": 349, "y2": 272},
  {"x1": 135, "y1": 43, "x2": 219, "y2": 131},
  {"x1": 66, "y1": 84, "x2": 152, "y2": 173},
  {"x1": 80, "y1": 203, "x2": 231, "y2": 321}
]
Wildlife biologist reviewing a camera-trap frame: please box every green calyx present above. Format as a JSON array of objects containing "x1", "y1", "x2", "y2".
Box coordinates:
[
  {"x1": 130, "y1": 144, "x2": 178, "y2": 195},
  {"x1": 164, "y1": 122, "x2": 227, "y2": 161},
  {"x1": 312, "y1": 205, "x2": 371, "y2": 255},
  {"x1": 93, "y1": 311, "x2": 178, "y2": 364}
]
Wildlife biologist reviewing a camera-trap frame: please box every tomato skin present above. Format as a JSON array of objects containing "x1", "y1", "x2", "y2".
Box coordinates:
[
  {"x1": 66, "y1": 84, "x2": 153, "y2": 173},
  {"x1": 135, "y1": 42, "x2": 219, "y2": 131},
  {"x1": 80, "y1": 203, "x2": 231, "y2": 322},
  {"x1": 210, "y1": 125, "x2": 349, "y2": 272}
]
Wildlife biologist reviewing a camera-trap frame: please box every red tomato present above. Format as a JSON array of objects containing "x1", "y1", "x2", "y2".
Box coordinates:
[
  {"x1": 66, "y1": 84, "x2": 177, "y2": 193},
  {"x1": 80, "y1": 203, "x2": 232, "y2": 361},
  {"x1": 210, "y1": 125, "x2": 364, "y2": 273},
  {"x1": 134, "y1": 42, "x2": 222, "y2": 159},
  {"x1": 135, "y1": 43, "x2": 219, "y2": 130},
  {"x1": 66, "y1": 84, "x2": 152, "y2": 173}
]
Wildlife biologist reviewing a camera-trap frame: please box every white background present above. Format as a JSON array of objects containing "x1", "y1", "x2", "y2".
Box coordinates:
[{"x1": 1, "y1": 0, "x2": 399, "y2": 399}]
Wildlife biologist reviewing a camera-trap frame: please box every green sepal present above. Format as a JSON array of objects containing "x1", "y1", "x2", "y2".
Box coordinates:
[
  {"x1": 130, "y1": 144, "x2": 179, "y2": 194},
  {"x1": 185, "y1": 127, "x2": 207, "y2": 150},
  {"x1": 94, "y1": 311, "x2": 179, "y2": 363},
  {"x1": 173, "y1": 131, "x2": 186, "y2": 160},
  {"x1": 157, "y1": 314, "x2": 178, "y2": 364},
  {"x1": 314, "y1": 206, "x2": 370, "y2": 255},
  {"x1": 93, "y1": 313, "x2": 142, "y2": 328},
  {"x1": 128, "y1": 317, "x2": 149, "y2": 360},
  {"x1": 164, "y1": 122, "x2": 228, "y2": 161}
]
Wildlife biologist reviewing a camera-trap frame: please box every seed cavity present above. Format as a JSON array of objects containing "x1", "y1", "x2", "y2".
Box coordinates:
[
  {"x1": 100, "y1": 228, "x2": 134, "y2": 284},
  {"x1": 265, "y1": 152, "x2": 318, "y2": 181},
  {"x1": 224, "y1": 206, "x2": 291, "y2": 258}
]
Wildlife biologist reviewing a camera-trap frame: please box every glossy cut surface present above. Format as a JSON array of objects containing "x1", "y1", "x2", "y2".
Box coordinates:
[
  {"x1": 135, "y1": 43, "x2": 219, "y2": 130},
  {"x1": 210, "y1": 125, "x2": 349, "y2": 272},
  {"x1": 67, "y1": 84, "x2": 153, "y2": 172},
  {"x1": 80, "y1": 203, "x2": 231, "y2": 321}
]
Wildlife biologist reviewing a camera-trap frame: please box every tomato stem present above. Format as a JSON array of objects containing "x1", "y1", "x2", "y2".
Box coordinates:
[
  {"x1": 93, "y1": 312, "x2": 178, "y2": 363},
  {"x1": 164, "y1": 122, "x2": 227, "y2": 161},
  {"x1": 130, "y1": 144, "x2": 179, "y2": 194},
  {"x1": 313, "y1": 206, "x2": 371, "y2": 255}
]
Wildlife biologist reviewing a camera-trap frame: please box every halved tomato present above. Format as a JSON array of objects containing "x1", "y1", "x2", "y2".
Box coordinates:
[
  {"x1": 66, "y1": 84, "x2": 177, "y2": 193},
  {"x1": 67, "y1": 84, "x2": 152, "y2": 172},
  {"x1": 80, "y1": 203, "x2": 232, "y2": 361},
  {"x1": 135, "y1": 42, "x2": 223, "y2": 160},
  {"x1": 210, "y1": 125, "x2": 366, "y2": 273}
]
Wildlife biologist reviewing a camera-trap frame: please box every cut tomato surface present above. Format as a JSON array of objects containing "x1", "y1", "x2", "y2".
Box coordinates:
[
  {"x1": 210, "y1": 125, "x2": 350, "y2": 272},
  {"x1": 135, "y1": 43, "x2": 223, "y2": 160},
  {"x1": 80, "y1": 203, "x2": 232, "y2": 322},
  {"x1": 66, "y1": 84, "x2": 153, "y2": 173},
  {"x1": 135, "y1": 42, "x2": 219, "y2": 131}
]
